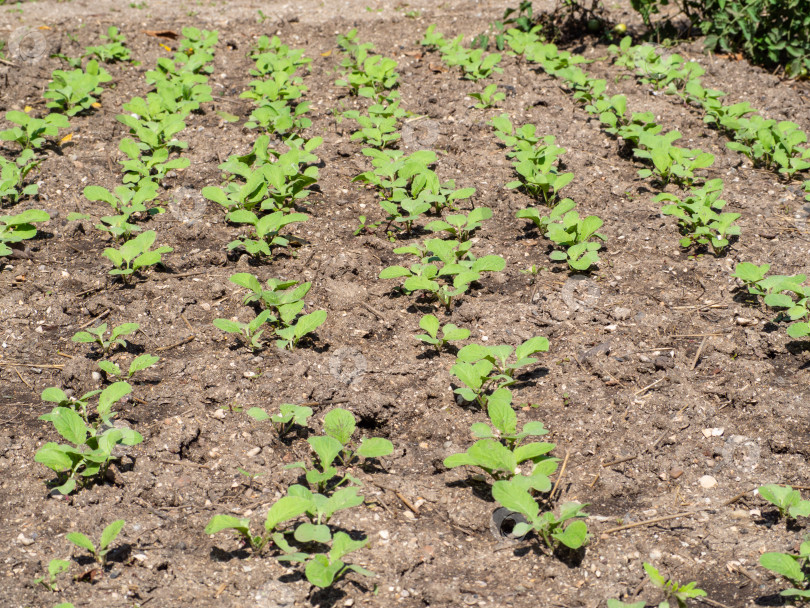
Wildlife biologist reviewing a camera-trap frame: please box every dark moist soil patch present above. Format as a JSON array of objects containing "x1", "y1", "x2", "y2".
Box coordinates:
[{"x1": 1, "y1": 1, "x2": 810, "y2": 607}]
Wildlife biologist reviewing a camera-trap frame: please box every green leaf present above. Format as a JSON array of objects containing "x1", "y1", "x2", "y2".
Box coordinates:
[
  {"x1": 129, "y1": 354, "x2": 159, "y2": 375},
  {"x1": 293, "y1": 522, "x2": 332, "y2": 543},
  {"x1": 324, "y1": 408, "x2": 356, "y2": 445},
  {"x1": 492, "y1": 479, "x2": 539, "y2": 520},
  {"x1": 486, "y1": 388, "x2": 515, "y2": 435},
  {"x1": 100, "y1": 519, "x2": 125, "y2": 551},
  {"x1": 552, "y1": 520, "x2": 588, "y2": 549},
  {"x1": 49, "y1": 407, "x2": 88, "y2": 445},
  {"x1": 305, "y1": 554, "x2": 343, "y2": 588},
  {"x1": 98, "y1": 381, "x2": 132, "y2": 413},
  {"x1": 294, "y1": 310, "x2": 327, "y2": 340},
  {"x1": 42, "y1": 387, "x2": 68, "y2": 403},
  {"x1": 34, "y1": 443, "x2": 74, "y2": 471},
  {"x1": 66, "y1": 532, "x2": 96, "y2": 554},
  {"x1": 357, "y1": 437, "x2": 393, "y2": 458},
  {"x1": 213, "y1": 318, "x2": 244, "y2": 334},
  {"x1": 760, "y1": 552, "x2": 806, "y2": 584},
  {"x1": 265, "y1": 495, "x2": 311, "y2": 531},
  {"x1": 247, "y1": 407, "x2": 270, "y2": 421},
  {"x1": 419, "y1": 314, "x2": 440, "y2": 339},
  {"x1": 308, "y1": 435, "x2": 343, "y2": 469},
  {"x1": 205, "y1": 514, "x2": 251, "y2": 538}
]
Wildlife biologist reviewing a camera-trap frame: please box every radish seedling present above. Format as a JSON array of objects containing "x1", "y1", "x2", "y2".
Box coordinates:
[
  {"x1": 469, "y1": 84, "x2": 505, "y2": 109},
  {"x1": 0, "y1": 110, "x2": 70, "y2": 150},
  {"x1": 493, "y1": 479, "x2": 589, "y2": 550},
  {"x1": 227, "y1": 209, "x2": 309, "y2": 258},
  {"x1": 415, "y1": 314, "x2": 470, "y2": 352},
  {"x1": 44, "y1": 60, "x2": 112, "y2": 116},
  {"x1": 643, "y1": 563, "x2": 706, "y2": 608},
  {"x1": 102, "y1": 230, "x2": 173, "y2": 280},
  {"x1": 213, "y1": 310, "x2": 273, "y2": 352},
  {"x1": 758, "y1": 484, "x2": 810, "y2": 520},
  {"x1": 759, "y1": 539, "x2": 810, "y2": 602},
  {"x1": 444, "y1": 388, "x2": 556, "y2": 481},
  {"x1": 98, "y1": 354, "x2": 159, "y2": 380},
  {"x1": 657, "y1": 179, "x2": 740, "y2": 253},
  {"x1": 205, "y1": 494, "x2": 311, "y2": 554},
  {"x1": 36, "y1": 394, "x2": 142, "y2": 494},
  {"x1": 287, "y1": 408, "x2": 392, "y2": 491},
  {"x1": 34, "y1": 559, "x2": 70, "y2": 592},
  {"x1": 85, "y1": 27, "x2": 131, "y2": 63},
  {"x1": 0, "y1": 209, "x2": 49, "y2": 257},
  {"x1": 0, "y1": 151, "x2": 40, "y2": 205},
  {"x1": 67, "y1": 520, "x2": 125, "y2": 567},
  {"x1": 72, "y1": 322, "x2": 139, "y2": 354},
  {"x1": 451, "y1": 337, "x2": 549, "y2": 405},
  {"x1": 275, "y1": 525, "x2": 374, "y2": 589},
  {"x1": 275, "y1": 310, "x2": 328, "y2": 350},
  {"x1": 425, "y1": 207, "x2": 492, "y2": 242},
  {"x1": 247, "y1": 403, "x2": 313, "y2": 439}
]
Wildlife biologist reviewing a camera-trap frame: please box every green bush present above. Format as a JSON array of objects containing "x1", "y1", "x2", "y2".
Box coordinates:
[
  {"x1": 628, "y1": 0, "x2": 810, "y2": 77},
  {"x1": 699, "y1": 0, "x2": 810, "y2": 77}
]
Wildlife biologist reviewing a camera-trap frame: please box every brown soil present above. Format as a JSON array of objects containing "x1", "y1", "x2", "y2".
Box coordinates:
[{"x1": 2, "y1": 1, "x2": 810, "y2": 607}]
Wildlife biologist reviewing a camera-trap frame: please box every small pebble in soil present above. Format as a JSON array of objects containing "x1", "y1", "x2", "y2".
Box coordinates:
[
  {"x1": 670, "y1": 467, "x2": 684, "y2": 479},
  {"x1": 699, "y1": 475, "x2": 717, "y2": 489}
]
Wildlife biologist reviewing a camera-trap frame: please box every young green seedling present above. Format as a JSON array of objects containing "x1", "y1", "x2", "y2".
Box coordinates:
[
  {"x1": 498, "y1": 485, "x2": 589, "y2": 551},
  {"x1": 227, "y1": 209, "x2": 308, "y2": 258},
  {"x1": 205, "y1": 494, "x2": 310, "y2": 554},
  {"x1": 415, "y1": 313, "x2": 470, "y2": 352},
  {"x1": 469, "y1": 84, "x2": 505, "y2": 109},
  {"x1": 275, "y1": 526, "x2": 374, "y2": 589},
  {"x1": 758, "y1": 484, "x2": 810, "y2": 520},
  {"x1": 0, "y1": 151, "x2": 40, "y2": 205},
  {"x1": 759, "y1": 539, "x2": 810, "y2": 602},
  {"x1": 444, "y1": 388, "x2": 557, "y2": 481},
  {"x1": 425, "y1": 207, "x2": 491, "y2": 242},
  {"x1": 44, "y1": 60, "x2": 112, "y2": 116},
  {"x1": 72, "y1": 322, "x2": 139, "y2": 354},
  {"x1": 34, "y1": 559, "x2": 70, "y2": 592},
  {"x1": 657, "y1": 179, "x2": 739, "y2": 254},
  {"x1": 451, "y1": 337, "x2": 549, "y2": 405},
  {"x1": 0, "y1": 209, "x2": 50, "y2": 257},
  {"x1": 213, "y1": 310, "x2": 273, "y2": 352},
  {"x1": 102, "y1": 230, "x2": 173, "y2": 280},
  {"x1": 98, "y1": 354, "x2": 159, "y2": 380},
  {"x1": 275, "y1": 309, "x2": 327, "y2": 350},
  {"x1": 643, "y1": 562, "x2": 707, "y2": 608},
  {"x1": 85, "y1": 26, "x2": 131, "y2": 63},
  {"x1": 287, "y1": 408, "x2": 392, "y2": 491},
  {"x1": 67, "y1": 520, "x2": 125, "y2": 567},
  {"x1": 247, "y1": 403, "x2": 313, "y2": 439},
  {"x1": 0, "y1": 111, "x2": 70, "y2": 150}
]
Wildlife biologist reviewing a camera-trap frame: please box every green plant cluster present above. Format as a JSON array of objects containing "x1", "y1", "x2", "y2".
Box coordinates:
[
  {"x1": 213, "y1": 272, "x2": 327, "y2": 351},
  {"x1": 443, "y1": 385, "x2": 588, "y2": 552},
  {"x1": 489, "y1": 113, "x2": 606, "y2": 271},
  {"x1": 207, "y1": 408, "x2": 389, "y2": 587},
  {"x1": 609, "y1": 36, "x2": 810, "y2": 182},
  {"x1": 733, "y1": 263, "x2": 810, "y2": 339},
  {"x1": 420, "y1": 24, "x2": 503, "y2": 81}
]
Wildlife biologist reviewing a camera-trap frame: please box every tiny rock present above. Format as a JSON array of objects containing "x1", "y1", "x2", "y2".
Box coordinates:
[
  {"x1": 735, "y1": 317, "x2": 757, "y2": 326},
  {"x1": 378, "y1": 530, "x2": 390, "y2": 540},
  {"x1": 17, "y1": 533, "x2": 34, "y2": 546},
  {"x1": 669, "y1": 467, "x2": 684, "y2": 479},
  {"x1": 212, "y1": 409, "x2": 226, "y2": 419},
  {"x1": 699, "y1": 475, "x2": 717, "y2": 489},
  {"x1": 702, "y1": 428, "x2": 725, "y2": 438},
  {"x1": 246, "y1": 447, "x2": 261, "y2": 457},
  {"x1": 612, "y1": 307, "x2": 632, "y2": 321}
]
